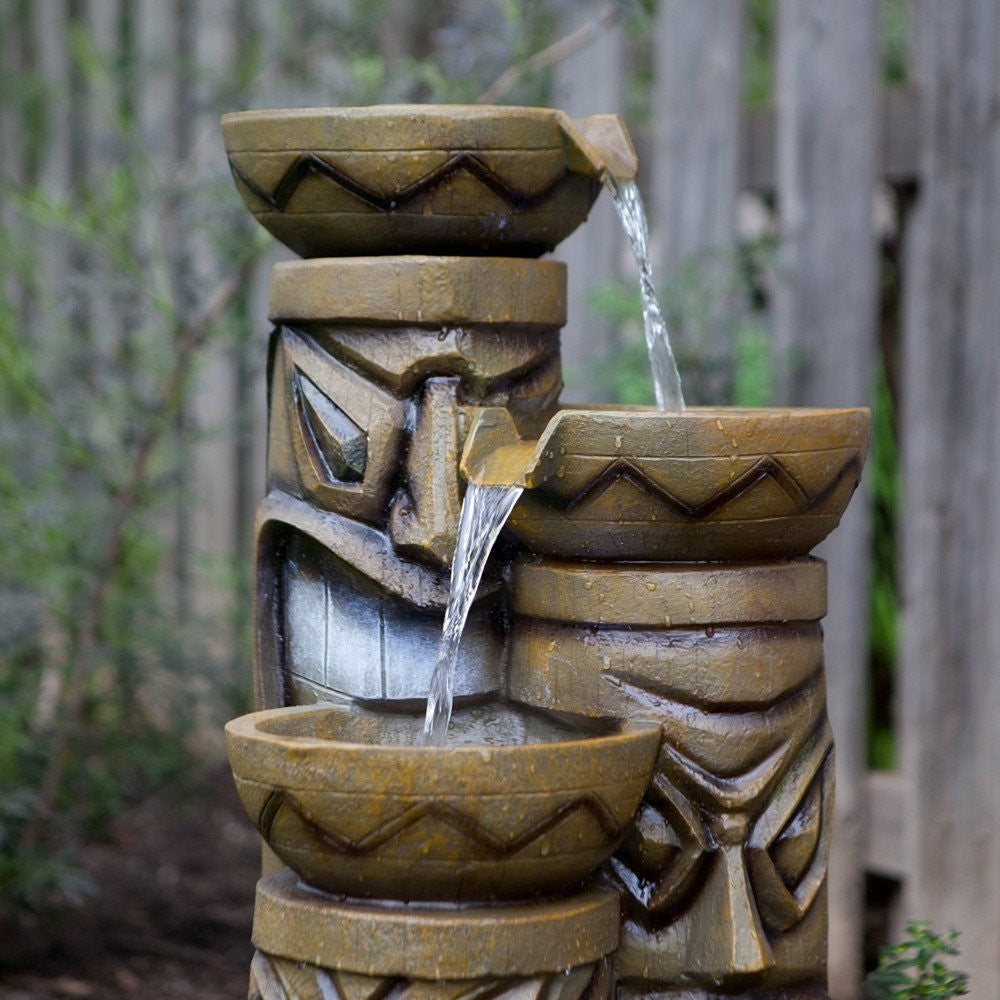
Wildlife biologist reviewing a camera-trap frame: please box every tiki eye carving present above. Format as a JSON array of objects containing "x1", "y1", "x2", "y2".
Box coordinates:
[
  {"x1": 294, "y1": 369, "x2": 367, "y2": 484},
  {"x1": 769, "y1": 773, "x2": 821, "y2": 890},
  {"x1": 746, "y1": 746, "x2": 833, "y2": 933},
  {"x1": 619, "y1": 801, "x2": 684, "y2": 876},
  {"x1": 611, "y1": 774, "x2": 708, "y2": 922}
]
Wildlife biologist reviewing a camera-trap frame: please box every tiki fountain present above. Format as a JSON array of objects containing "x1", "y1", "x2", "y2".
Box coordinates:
[{"x1": 220, "y1": 105, "x2": 869, "y2": 1000}]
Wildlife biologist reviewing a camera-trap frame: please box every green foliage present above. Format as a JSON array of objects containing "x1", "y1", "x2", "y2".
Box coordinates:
[
  {"x1": 868, "y1": 358, "x2": 900, "y2": 770},
  {"x1": 882, "y1": 0, "x2": 910, "y2": 86},
  {"x1": 745, "y1": 0, "x2": 775, "y2": 109},
  {"x1": 866, "y1": 923, "x2": 969, "y2": 1000},
  {"x1": 0, "y1": 4, "x2": 257, "y2": 924},
  {"x1": 586, "y1": 237, "x2": 777, "y2": 407},
  {"x1": 0, "y1": 0, "x2": 587, "y2": 929}
]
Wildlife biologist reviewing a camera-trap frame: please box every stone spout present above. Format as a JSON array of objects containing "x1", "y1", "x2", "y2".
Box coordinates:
[
  {"x1": 459, "y1": 406, "x2": 549, "y2": 489},
  {"x1": 558, "y1": 112, "x2": 639, "y2": 182}
]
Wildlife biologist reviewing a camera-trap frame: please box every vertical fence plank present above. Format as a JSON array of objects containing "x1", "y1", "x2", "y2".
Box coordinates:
[
  {"x1": 653, "y1": 0, "x2": 743, "y2": 274},
  {"x1": 551, "y1": 3, "x2": 625, "y2": 403},
  {"x1": 774, "y1": 3, "x2": 879, "y2": 995},
  {"x1": 652, "y1": 0, "x2": 743, "y2": 404},
  {"x1": 900, "y1": 0, "x2": 1000, "y2": 991}
]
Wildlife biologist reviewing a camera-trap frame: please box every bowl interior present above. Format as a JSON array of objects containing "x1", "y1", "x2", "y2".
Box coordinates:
[{"x1": 253, "y1": 700, "x2": 618, "y2": 749}]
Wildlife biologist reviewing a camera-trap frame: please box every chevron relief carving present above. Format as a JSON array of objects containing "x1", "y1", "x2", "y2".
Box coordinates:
[
  {"x1": 257, "y1": 788, "x2": 624, "y2": 858},
  {"x1": 252, "y1": 951, "x2": 611, "y2": 1000},
  {"x1": 229, "y1": 151, "x2": 588, "y2": 215},
  {"x1": 555, "y1": 452, "x2": 863, "y2": 520}
]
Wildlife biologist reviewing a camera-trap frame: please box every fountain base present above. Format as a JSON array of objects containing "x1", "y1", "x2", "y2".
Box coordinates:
[{"x1": 249, "y1": 869, "x2": 618, "y2": 999}]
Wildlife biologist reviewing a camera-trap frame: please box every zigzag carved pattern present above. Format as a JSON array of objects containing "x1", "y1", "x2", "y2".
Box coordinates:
[
  {"x1": 553, "y1": 451, "x2": 863, "y2": 519},
  {"x1": 257, "y1": 787, "x2": 624, "y2": 858},
  {"x1": 251, "y1": 951, "x2": 611, "y2": 1000},
  {"x1": 229, "y1": 151, "x2": 590, "y2": 214}
]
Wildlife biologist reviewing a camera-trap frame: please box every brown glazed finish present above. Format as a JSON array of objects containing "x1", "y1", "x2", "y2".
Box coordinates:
[
  {"x1": 249, "y1": 869, "x2": 617, "y2": 998},
  {"x1": 219, "y1": 103, "x2": 873, "y2": 1000},
  {"x1": 222, "y1": 106, "x2": 636, "y2": 257},
  {"x1": 226, "y1": 702, "x2": 660, "y2": 901},
  {"x1": 252, "y1": 868, "x2": 619, "y2": 980},
  {"x1": 461, "y1": 405, "x2": 870, "y2": 560},
  {"x1": 508, "y1": 556, "x2": 835, "y2": 997}
]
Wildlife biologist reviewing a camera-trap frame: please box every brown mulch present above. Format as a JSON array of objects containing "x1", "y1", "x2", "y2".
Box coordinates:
[{"x1": 0, "y1": 767, "x2": 260, "y2": 1000}]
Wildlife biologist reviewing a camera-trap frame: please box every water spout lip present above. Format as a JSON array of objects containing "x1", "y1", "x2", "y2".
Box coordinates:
[
  {"x1": 459, "y1": 407, "x2": 556, "y2": 489},
  {"x1": 559, "y1": 112, "x2": 639, "y2": 182}
]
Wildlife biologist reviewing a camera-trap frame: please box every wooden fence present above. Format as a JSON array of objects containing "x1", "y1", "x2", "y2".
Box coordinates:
[
  {"x1": 559, "y1": 4, "x2": 1000, "y2": 997},
  {"x1": 3, "y1": 2, "x2": 998, "y2": 997}
]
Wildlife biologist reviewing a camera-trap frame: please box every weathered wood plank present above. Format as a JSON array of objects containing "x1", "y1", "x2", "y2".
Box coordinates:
[
  {"x1": 742, "y1": 87, "x2": 922, "y2": 192},
  {"x1": 899, "y1": 1, "x2": 1000, "y2": 992},
  {"x1": 653, "y1": 0, "x2": 744, "y2": 271},
  {"x1": 551, "y1": 2, "x2": 625, "y2": 404},
  {"x1": 773, "y1": 3, "x2": 879, "y2": 995},
  {"x1": 865, "y1": 772, "x2": 910, "y2": 879},
  {"x1": 649, "y1": 0, "x2": 744, "y2": 406}
]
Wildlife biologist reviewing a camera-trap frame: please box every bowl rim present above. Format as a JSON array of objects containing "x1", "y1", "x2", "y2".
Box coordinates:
[
  {"x1": 220, "y1": 104, "x2": 578, "y2": 127},
  {"x1": 225, "y1": 702, "x2": 661, "y2": 757}
]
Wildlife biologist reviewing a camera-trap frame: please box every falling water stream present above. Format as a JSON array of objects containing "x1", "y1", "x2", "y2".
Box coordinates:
[
  {"x1": 604, "y1": 176, "x2": 685, "y2": 412},
  {"x1": 419, "y1": 175, "x2": 685, "y2": 745},
  {"x1": 420, "y1": 482, "x2": 524, "y2": 746}
]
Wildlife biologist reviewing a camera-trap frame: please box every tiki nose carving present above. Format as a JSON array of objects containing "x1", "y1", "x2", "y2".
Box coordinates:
[
  {"x1": 687, "y1": 845, "x2": 774, "y2": 982},
  {"x1": 389, "y1": 377, "x2": 463, "y2": 567}
]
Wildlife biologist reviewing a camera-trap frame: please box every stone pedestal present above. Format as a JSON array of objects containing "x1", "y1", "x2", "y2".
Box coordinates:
[
  {"x1": 509, "y1": 558, "x2": 832, "y2": 996},
  {"x1": 250, "y1": 869, "x2": 618, "y2": 1000}
]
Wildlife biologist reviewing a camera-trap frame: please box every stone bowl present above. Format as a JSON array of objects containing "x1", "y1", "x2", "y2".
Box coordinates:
[
  {"x1": 460, "y1": 405, "x2": 871, "y2": 561},
  {"x1": 225, "y1": 701, "x2": 659, "y2": 902},
  {"x1": 220, "y1": 105, "x2": 635, "y2": 258}
]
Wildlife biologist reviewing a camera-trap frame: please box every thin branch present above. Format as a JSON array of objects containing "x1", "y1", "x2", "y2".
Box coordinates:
[
  {"x1": 477, "y1": 3, "x2": 622, "y2": 105},
  {"x1": 18, "y1": 261, "x2": 257, "y2": 853}
]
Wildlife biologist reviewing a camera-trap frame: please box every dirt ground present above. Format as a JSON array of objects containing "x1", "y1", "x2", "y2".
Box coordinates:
[{"x1": 0, "y1": 768, "x2": 260, "y2": 1000}]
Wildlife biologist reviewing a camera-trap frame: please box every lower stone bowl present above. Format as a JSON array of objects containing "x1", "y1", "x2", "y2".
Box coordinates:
[
  {"x1": 460, "y1": 405, "x2": 871, "y2": 561},
  {"x1": 225, "y1": 701, "x2": 659, "y2": 902}
]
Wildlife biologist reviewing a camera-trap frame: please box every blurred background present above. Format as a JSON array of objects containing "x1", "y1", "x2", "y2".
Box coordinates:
[{"x1": 0, "y1": 1, "x2": 997, "y2": 998}]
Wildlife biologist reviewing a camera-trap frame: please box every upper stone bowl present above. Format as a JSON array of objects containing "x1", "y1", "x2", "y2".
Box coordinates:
[
  {"x1": 226, "y1": 700, "x2": 659, "y2": 902},
  {"x1": 461, "y1": 405, "x2": 871, "y2": 561},
  {"x1": 220, "y1": 105, "x2": 634, "y2": 258}
]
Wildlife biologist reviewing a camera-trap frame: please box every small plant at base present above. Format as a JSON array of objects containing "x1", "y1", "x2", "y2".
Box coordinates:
[{"x1": 865, "y1": 921, "x2": 969, "y2": 999}]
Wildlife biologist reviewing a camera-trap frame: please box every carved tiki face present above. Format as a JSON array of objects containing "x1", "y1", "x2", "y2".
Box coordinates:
[
  {"x1": 508, "y1": 558, "x2": 833, "y2": 998},
  {"x1": 255, "y1": 258, "x2": 565, "y2": 708}
]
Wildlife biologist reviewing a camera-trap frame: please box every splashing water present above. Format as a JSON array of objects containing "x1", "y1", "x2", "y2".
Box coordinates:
[
  {"x1": 420, "y1": 482, "x2": 524, "y2": 746},
  {"x1": 605, "y1": 176, "x2": 685, "y2": 412}
]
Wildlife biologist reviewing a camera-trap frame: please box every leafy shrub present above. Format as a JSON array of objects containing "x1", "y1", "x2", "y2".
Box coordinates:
[{"x1": 865, "y1": 922, "x2": 969, "y2": 1000}]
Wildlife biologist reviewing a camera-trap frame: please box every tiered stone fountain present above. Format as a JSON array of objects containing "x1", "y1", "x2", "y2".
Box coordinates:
[{"x1": 221, "y1": 105, "x2": 869, "y2": 1000}]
